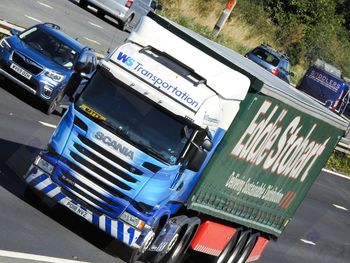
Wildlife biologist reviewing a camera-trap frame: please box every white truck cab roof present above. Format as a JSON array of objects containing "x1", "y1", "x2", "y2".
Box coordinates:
[{"x1": 102, "y1": 16, "x2": 251, "y2": 131}]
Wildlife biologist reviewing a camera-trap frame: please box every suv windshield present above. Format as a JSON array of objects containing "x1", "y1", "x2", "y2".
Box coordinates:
[
  {"x1": 251, "y1": 47, "x2": 280, "y2": 67},
  {"x1": 19, "y1": 26, "x2": 79, "y2": 69},
  {"x1": 76, "y1": 69, "x2": 194, "y2": 164}
]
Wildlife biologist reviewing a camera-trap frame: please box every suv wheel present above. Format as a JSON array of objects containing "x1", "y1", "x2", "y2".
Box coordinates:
[{"x1": 44, "y1": 90, "x2": 64, "y2": 115}]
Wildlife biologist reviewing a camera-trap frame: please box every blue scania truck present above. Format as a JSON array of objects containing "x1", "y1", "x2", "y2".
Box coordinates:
[{"x1": 24, "y1": 13, "x2": 348, "y2": 263}]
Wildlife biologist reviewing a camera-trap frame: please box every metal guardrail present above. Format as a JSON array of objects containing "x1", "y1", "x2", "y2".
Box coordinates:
[{"x1": 1, "y1": 19, "x2": 350, "y2": 154}]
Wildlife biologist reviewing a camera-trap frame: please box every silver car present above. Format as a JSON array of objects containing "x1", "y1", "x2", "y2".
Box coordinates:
[{"x1": 78, "y1": 0, "x2": 160, "y2": 31}]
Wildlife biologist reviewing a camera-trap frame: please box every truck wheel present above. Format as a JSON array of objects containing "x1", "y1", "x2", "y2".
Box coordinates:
[
  {"x1": 118, "y1": 15, "x2": 133, "y2": 31},
  {"x1": 79, "y1": 0, "x2": 87, "y2": 8},
  {"x1": 236, "y1": 232, "x2": 259, "y2": 263},
  {"x1": 154, "y1": 217, "x2": 200, "y2": 263},
  {"x1": 44, "y1": 90, "x2": 64, "y2": 115},
  {"x1": 226, "y1": 230, "x2": 251, "y2": 263},
  {"x1": 128, "y1": 231, "x2": 155, "y2": 263},
  {"x1": 214, "y1": 228, "x2": 242, "y2": 263}
]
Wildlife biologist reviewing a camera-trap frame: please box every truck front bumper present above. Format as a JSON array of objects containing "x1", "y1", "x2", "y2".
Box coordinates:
[{"x1": 25, "y1": 164, "x2": 142, "y2": 248}]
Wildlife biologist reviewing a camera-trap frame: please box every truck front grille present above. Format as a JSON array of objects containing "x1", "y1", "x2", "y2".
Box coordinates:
[
  {"x1": 60, "y1": 133, "x2": 144, "y2": 217},
  {"x1": 12, "y1": 52, "x2": 43, "y2": 75}
]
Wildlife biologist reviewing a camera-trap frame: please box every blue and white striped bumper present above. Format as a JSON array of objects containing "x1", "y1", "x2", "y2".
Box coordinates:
[{"x1": 25, "y1": 165, "x2": 142, "y2": 248}]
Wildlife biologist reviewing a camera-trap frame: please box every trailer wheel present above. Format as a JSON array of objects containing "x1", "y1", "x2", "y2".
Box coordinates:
[
  {"x1": 214, "y1": 228, "x2": 243, "y2": 263},
  {"x1": 226, "y1": 230, "x2": 251, "y2": 263},
  {"x1": 154, "y1": 217, "x2": 200, "y2": 263},
  {"x1": 236, "y1": 232, "x2": 259, "y2": 263}
]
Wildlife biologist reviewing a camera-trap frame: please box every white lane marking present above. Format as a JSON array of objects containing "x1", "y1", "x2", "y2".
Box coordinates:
[
  {"x1": 88, "y1": 21, "x2": 104, "y2": 29},
  {"x1": 332, "y1": 204, "x2": 348, "y2": 211},
  {"x1": 38, "y1": 121, "x2": 57, "y2": 129},
  {"x1": 83, "y1": 37, "x2": 101, "y2": 45},
  {"x1": 0, "y1": 249, "x2": 90, "y2": 263},
  {"x1": 24, "y1": 15, "x2": 43, "y2": 23},
  {"x1": 37, "y1": 1, "x2": 53, "y2": 9},
  {"x1": 322, "y1": 168, "x2": 350, "y2": 180},
  {"x1": 300, "y1": 239, "x2": 316, "y2": 246}
]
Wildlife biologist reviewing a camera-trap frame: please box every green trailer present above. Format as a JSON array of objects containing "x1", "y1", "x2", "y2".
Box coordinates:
[{"x1": 188, "y1": 83, "x2": 345, "y2": 237}]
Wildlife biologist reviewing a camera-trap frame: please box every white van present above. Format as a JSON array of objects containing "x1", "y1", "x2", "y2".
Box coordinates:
[{"x1": 78, "y1": 0, "x2": 160, "y2": 31}]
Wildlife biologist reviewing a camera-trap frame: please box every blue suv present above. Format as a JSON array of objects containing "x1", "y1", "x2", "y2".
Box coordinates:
[
  {"x1": 246, "y1": 44, "x2": 293, "y2": 84},
  {"x1": 0, "y1": 23, "x2": 97, "y2": 114}
]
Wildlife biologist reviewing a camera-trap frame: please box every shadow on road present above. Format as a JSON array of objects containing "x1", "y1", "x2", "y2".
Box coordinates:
[{"x1": 0, "y1": 137, "x2": 131, "y2": 261}]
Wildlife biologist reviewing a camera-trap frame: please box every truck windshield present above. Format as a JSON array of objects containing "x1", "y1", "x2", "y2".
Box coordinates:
[{"x1": 76, "y1": 69, "x2": 194, "y2": 164}]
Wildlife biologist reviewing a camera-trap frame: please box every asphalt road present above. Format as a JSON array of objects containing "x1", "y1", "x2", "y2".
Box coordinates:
[
  {"x1": 0, "y1": 0, "x2": 129, "y2": 54},
  {"x1": 0, "y1": 1, "x2": 349, "y2": 263}
]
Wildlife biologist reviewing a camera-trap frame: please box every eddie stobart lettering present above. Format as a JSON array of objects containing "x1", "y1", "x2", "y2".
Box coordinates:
[
  {"x1": 116, "y1": 52, "x2": 199, "y2": 109},
  {"x1": 231, "y1": 100, "x2": 330, "y2": 182},
  {"x1": 95, "y1": 131, "x2": 134, "y2": 160}
]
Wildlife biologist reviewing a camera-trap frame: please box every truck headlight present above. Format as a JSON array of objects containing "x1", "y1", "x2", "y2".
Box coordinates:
[
  {"x1": 0, "y1": 38, "x2": 11, "y2": 51},
  {"x1": 34, "y1": 156, "x2": 54, "y2": 174},
  {"x1": 120, "y1": 211, "x2": 145, "y2": 230},
  {"x1": 45, "y1": 70, "x2": 64, "y2": 82}
]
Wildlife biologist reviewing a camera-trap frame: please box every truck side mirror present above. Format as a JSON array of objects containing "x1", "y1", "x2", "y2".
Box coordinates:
[
  {"x1": 202, "y1": 139, "x2": 212, "y2": 151},
  {"x1": 187, "y1": 148, "x2": 206, "y2": 172},
  {"x1": 75, "y1": 51, "x2": 96, "y2": 75}
]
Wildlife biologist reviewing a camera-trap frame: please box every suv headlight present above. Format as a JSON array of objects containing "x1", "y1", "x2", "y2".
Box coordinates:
[
  {"x1": 45, "y1": 70, "x2": 64, "y2": 82},
  {"x1": 120, "y1": 211, "x2": 145, "y2": 230},
  {"x1": 0, "y1": 38, "x2": 11, "y2": 51},
  {"x1": 34, "y1": 156, "x2": 54, "y2": 174}
]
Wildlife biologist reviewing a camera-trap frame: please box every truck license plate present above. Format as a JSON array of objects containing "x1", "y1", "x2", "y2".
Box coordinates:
[
  {"x1": 10, "y1": 63, "x2": 32, "y2": 80},
  {"x1": 64, "y1": 200, "x2": 92, "y2": 220}
]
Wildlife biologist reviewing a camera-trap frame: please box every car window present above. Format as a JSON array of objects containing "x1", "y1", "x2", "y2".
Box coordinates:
[
  {"x1": 280, "y1": 60, "x2": 290, "y2": 72},
  {"x1": 252, "y1": 48, "x2": 280, "y2": 67},
  {"x1": 19, "y1": 26, "x2": 79, "y2": 69}
]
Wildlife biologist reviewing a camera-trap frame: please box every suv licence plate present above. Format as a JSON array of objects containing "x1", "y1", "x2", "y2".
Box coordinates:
[{"x1": 10, "y1": 63, "x2": 32, "y2": 80}]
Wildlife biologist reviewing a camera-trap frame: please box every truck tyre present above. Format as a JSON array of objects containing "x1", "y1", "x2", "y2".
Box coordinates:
[
  {"x1": 79, "y1": 0, "x2": 87, "y2": 8},
  {"x1": 154, "y1": 217, "x2": 200, "y2": 263},
  {"x1": 236, "y1": 232, "x2": 259, "y2": 263},
  {"x1": 128, "y1": 231, "x2": 156, "y2": 263},
  {"x1": 44, "y1": 89, "x2": 64, "y2": 115},
  {"x1": 214, "y1": 228, "x2": 243, "y2": 263},
  {"x1": 226, "y1": 230, "x2": 251, "y2": 263}
]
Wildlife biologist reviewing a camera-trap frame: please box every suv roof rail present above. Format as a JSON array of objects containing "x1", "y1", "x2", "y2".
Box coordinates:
[
  {"x1": 43, "y1": 23, "x2": 61, "y2": 30},
  {"x1": 261, "y1": 42, "x2": 289, "y2": 60}
]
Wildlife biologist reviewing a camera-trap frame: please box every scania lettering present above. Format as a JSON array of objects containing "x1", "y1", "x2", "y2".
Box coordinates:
[{"x1": 24, "y1": 13, "x2": 348, "y2": 263}]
